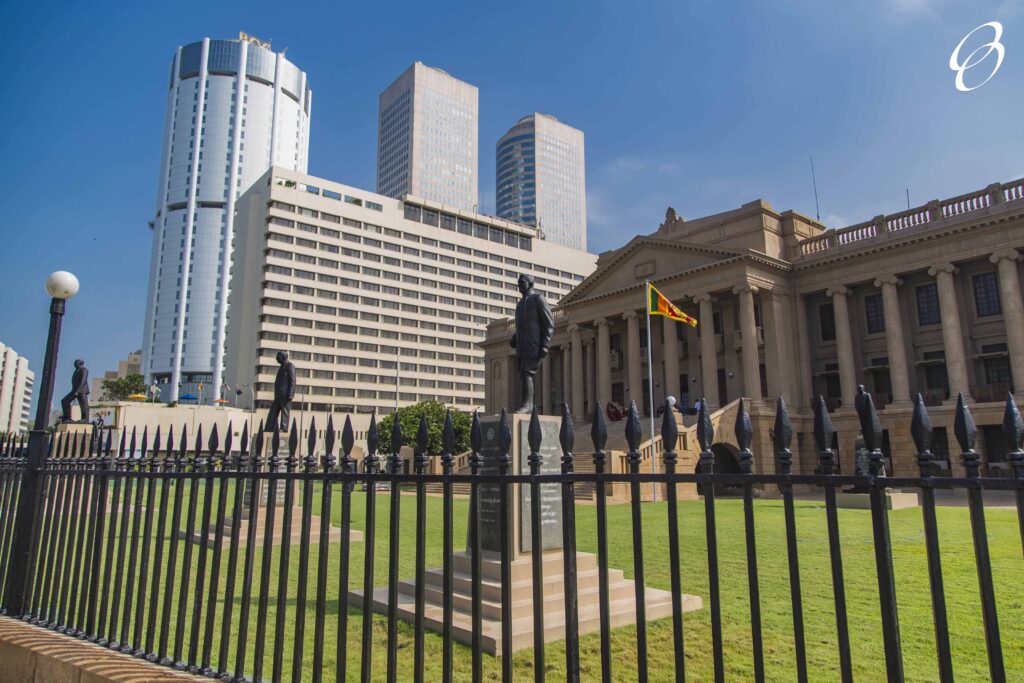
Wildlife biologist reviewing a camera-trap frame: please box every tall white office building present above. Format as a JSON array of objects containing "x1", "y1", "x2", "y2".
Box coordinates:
[
  {"x1": 0, "y1": 342, "x2": 34, "y2": 433},
  {"x1": 496, "y1": 113, "x2": 587, "y2": 250},
  {"x1": 141, "y1": 35, "x2": 312, "y2": 403},
  {"x1": 377, "y1": 62, "x2": 479, "y2": 212}
]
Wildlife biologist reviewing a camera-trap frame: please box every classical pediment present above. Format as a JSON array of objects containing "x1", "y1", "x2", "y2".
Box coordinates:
[{"x1": 560, "y1": 237, "x2": 743, "y2": 306}]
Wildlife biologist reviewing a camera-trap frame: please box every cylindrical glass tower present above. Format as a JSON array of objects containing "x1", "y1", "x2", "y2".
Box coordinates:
[{"x1": 141, "y1": 37, "x2": 312, "y2": 403}]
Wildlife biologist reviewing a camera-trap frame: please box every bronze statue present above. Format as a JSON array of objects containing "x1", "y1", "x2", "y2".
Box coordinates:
[
  {"x1": 264, "y1": 351, "x2": 296, "y2": 432},
  {"x1": 60, "y1": 359, "x2": 90, "y2": 423},
  {"x1": 510, "y1": 273, "x2": 554, "y2": 414}
]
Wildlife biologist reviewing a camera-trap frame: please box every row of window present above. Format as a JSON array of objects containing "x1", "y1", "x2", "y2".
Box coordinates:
[
  {"x1": 266, "y1": 204, "x2": 580, "y2": 286},
  {"x1": 820, "y1": 273, "x2": 1004, "y2": 340}
]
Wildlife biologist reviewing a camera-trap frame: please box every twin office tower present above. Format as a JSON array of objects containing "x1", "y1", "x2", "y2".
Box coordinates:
[
  {"x1": 377, "y1": 62, "x2": 588, "y2": 250},
  {"x1": 142, "y1": 38, "x2": 586, "y2": 403}
]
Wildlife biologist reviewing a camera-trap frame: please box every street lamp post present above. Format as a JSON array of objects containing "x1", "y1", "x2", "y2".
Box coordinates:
[{"x1": 3, "y1": 271, "x2": 79, "y2": 615}]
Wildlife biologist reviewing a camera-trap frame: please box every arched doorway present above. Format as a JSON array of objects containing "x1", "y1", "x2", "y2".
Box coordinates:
[{"x1": 695, "y1": 443, "x2": 742, "y2": 496}]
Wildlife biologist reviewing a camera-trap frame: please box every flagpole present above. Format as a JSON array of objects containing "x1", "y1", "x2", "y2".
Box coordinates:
[{"x1": 645, "y1": 281, "x2": 658, "y2": 503}]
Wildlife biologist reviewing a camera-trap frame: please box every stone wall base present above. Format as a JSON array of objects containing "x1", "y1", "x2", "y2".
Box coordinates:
[{"x1": 0, "y1": 616, "x2": 204, "y2": 682}]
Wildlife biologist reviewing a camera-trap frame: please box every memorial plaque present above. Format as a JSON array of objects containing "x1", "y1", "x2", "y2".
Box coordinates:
[
  {"x1": 519, "y1": 420, "x2": 563, "y2": 552},
  {"x1": 854, "y1": 437, "x2": 869, "y2": 476},
  {"x1": 475, "y1": 420, "x2": 505, "y2": 553}
]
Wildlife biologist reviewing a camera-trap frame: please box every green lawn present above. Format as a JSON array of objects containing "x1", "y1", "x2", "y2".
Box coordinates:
[{"x1": 54, "y1": 480, "x2": 1024, "y2": 681}]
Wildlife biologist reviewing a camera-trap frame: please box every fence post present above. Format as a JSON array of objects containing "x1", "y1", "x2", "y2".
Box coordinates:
[
  {"x1": 696, "y1": 398, "x2": 723, "y2": 681},
  {"x1": 2, "y1": 296, "x2": 67, "y2": 616},
  {"x1": 774, "y1": 398, "x2": 807, "y2": 682},
  {"x1": 1001, "y1": 394, "x2": 1024, "y2": 549},
  {"x1": 813, "y1": 395, "x2": 852, "y2": 682},
  {"x1": 911, "y1": 394, "x2": 953, "y2": 682},
  {"x1": 660, "y1": 398, "x2": 686, "y2": 682},
  {"x1": 735, "y1": 398, "x2": 764, "y2": 682},
  {"x1": 954, "y1": 394, "x2": 1004, "y2": 680},
  {"x1": 855, "y1": 386, "x2": 903, "y2": 681}
]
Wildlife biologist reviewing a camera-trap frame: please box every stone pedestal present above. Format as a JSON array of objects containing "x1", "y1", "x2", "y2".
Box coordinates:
[
  {"x1": 835, "y1": 491, "x2": 919, "y2": 510},
  {"x1": 355, "y1": 413, "x2": 702, "y2": 653},
  {"x1": 182, "y1": 433, "x2": 364, "y2": 546},
  {"x1": 183, "y1": 504, "x2": 362, "y2": 547},
  {"x1": 52, "y1": 422, "x2": 96, "y2": 454},
  {"x1": 351, "y1": 549, "x2": 700, "y2": 654}
]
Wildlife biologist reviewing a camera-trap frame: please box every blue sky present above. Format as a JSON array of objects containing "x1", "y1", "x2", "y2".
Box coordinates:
[{"x1": 0, "y1": 0, "x2": 1021, "y2": 413}]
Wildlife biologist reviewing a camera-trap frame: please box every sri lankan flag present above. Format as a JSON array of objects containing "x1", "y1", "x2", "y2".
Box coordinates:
[{"x1": 648, "y1": 283, "x2": 698, "y2": 327}]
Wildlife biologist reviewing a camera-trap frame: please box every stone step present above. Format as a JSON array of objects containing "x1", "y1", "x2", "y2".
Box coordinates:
[
  {"x1": 352, "y1": 577, "x2": 699, "y2": 654},
  {"x1": 350, "y1": 550, "x2": 702, "y2": 654},
  {"x1": 178, "y1": 505, "x2": 363, "y2": 546},
  {"x1": 402, "y1": 573, "x2": 639, "y2": 621}
]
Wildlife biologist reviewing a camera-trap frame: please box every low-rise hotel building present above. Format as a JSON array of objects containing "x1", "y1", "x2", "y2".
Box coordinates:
[
  {"x1": 224, "y1": 167, "x2": 597, "y2": 417},
  {"x1": 0, "y1": 342, "x2": 34, "y2": 433},
  {"x1": 482, "y1": 178, "x2": 1024, "y2": 478}
]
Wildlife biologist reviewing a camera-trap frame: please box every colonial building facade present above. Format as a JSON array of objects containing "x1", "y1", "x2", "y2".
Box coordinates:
[{"x1": 483, "y1": 178, "x2": 1024, "y2": 478}]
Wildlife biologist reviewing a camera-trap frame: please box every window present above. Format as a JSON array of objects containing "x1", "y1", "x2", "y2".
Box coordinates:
[
  {"x1": 916, "y1": 284, "x2": 941, "y2": 326},
  {"x1": 972, "y1": 272, "x2": 1002, "y2": 317},
  {"x1": 984, "y1": 357, "x2": 1012, "y2": 386},
  {"x1": 864, "y1": 294, "x2": 885, "y2": 334},
  {"x1": 819, "y1": 303, "x2": 836, "y2": 342}
]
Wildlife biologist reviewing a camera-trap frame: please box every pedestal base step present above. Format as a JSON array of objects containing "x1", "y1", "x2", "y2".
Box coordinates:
[
  {"x1": 835, "y1": 490, "x2": 920, "y2": 510},
  {"x1": 179, "y1": 505, "x2": 363, "y2": 546},
  {"x1": 351, "y1": 550, "x2": 701, "y2": 654}
]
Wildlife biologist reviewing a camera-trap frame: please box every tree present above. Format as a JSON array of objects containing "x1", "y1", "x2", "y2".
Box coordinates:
[
  {"x1": 101, "y1": 373, "x2": 148, "y2": 401},
  {"x1": 377, "y1": 400, "x2": 472, "y2": 456}
]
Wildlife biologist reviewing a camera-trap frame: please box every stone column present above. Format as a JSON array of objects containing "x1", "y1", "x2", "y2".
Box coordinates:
[
  {"x1": 595, "y1": 317, "x2": 612, "y2": 406},
  {"x1": 694, "y1": 294, "x2": 719, "y2": 408},
  {"x1": 624, "y1": 311, "x2": 642, "y2": 408},
  {"x1": 827, "y1": 286, "x2": 857, "y2": 408},
  {"x1": 565, "y1": 348, "x2": 573, "y2": 411},
  {"x1": 991, "y1": 249, "x2": 1024, "y2": 390},
  {"x1": 734, "y1": 284, "x2": 762, "y2": 401},
  {"x1": 874, "y1": 275, "x2": 911, "y2": 405},
  {"x1": 794, "y1": 293, "x2": 813, "y2": 408},
  {"x1": 662, "y1": 316, "x2": 680, "y2": 403},
  {"x1": 589, "y1": 337, "x2": 598, "y2": 417},
  {"x1": 928, "y1": 263, "x2": 971, "y2": 400},
  {"x1": 540, "y1": 354, "x2": 552, "y2": 415},
  {"x1": 569, "y1": 325, "x2": 585, "y2": 417}
]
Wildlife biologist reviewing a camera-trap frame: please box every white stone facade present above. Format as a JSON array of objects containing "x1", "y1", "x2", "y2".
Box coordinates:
[
  {"x1": 0, "y1": 342, "x2": 34, "y2": 433},
  {"x1": 377, "y1": 62, "x2": 478, "y2": 212},
  {"x1": 141, "y1": 37, "x2": 312, "y2": 405},
  {"x1": 497, "y1": 113, "x2": 587, "y2": 251},
  {"x1": 224, "y1": 168, "x2": 597, "y2": 415}
]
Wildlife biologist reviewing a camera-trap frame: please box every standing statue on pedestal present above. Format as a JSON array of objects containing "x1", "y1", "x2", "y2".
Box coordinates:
[
  {"x1": 60, "y1": 359, "x2": 90, "y2": 423},
  {"x1": 510, "y1": 273, "x2": 554, "y2": 414},
  {"x1": 264, "y1": 351, "x2": 296, "y2": 432}
]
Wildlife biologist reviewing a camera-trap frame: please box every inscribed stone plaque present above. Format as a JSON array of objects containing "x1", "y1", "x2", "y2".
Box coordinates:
[
  {"x1": 474, "y1": 420, "x2": 505, "y2": 553},
  {"x1": 853, "y1": 437, "x2": 869, "y2": 476},
  {"x1": 519, "y1": 420, "x2": 564, "y2": 552}
]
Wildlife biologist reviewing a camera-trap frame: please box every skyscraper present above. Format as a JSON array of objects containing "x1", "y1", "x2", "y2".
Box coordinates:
[
  {"x1": 376, "y1": 62, "x2": 478, "y2": 211},
  {"x1": 496, "y1": 113, "x2": 587, "y2": 250},
  {"x1": 141, "y1": 35, "x2": 312, "y2": 403}
]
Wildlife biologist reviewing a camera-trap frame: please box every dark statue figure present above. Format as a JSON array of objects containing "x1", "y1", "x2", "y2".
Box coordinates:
[
  {"x1": 60, "y1": 359, "x2": 90, "y2": 423},
  {"x1": 510, "y1": 273, "x2": 554, "y2": 414},
  {"x1": 264, "y1": 350, "x2": 296, "y2": 432}
]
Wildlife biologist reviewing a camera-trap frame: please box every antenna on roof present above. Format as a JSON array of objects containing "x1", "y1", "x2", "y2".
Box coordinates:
[
  {"x1": 906, "y1": 188, "x2": 910, "y2": 210},
  {"x1": 810, "y1": 157, "x2": 821, "y2": 222}
]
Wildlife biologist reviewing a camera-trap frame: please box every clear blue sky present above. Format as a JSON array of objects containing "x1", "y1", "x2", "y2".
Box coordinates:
[{"x1": 0, "y1": 0, "x2": 1021, "y2": 414}]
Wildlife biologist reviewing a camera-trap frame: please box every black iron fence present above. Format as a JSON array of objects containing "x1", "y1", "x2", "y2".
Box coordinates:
[{"x1": 0, "y1": 389, "x2": 1021, "y2": 682}]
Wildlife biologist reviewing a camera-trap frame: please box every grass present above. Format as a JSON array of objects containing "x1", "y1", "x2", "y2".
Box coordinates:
[{"x1": 37, "y1": 479, "x2": 1024, "y2": 681}]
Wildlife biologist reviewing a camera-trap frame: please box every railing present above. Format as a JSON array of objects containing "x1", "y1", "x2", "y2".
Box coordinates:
[
  {"x1": 798, "y1": 178, "x2": 1024, "y2": 257},
  {"x1": 0, "y1": 390, "x2": 1022, "y2": 682}
]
